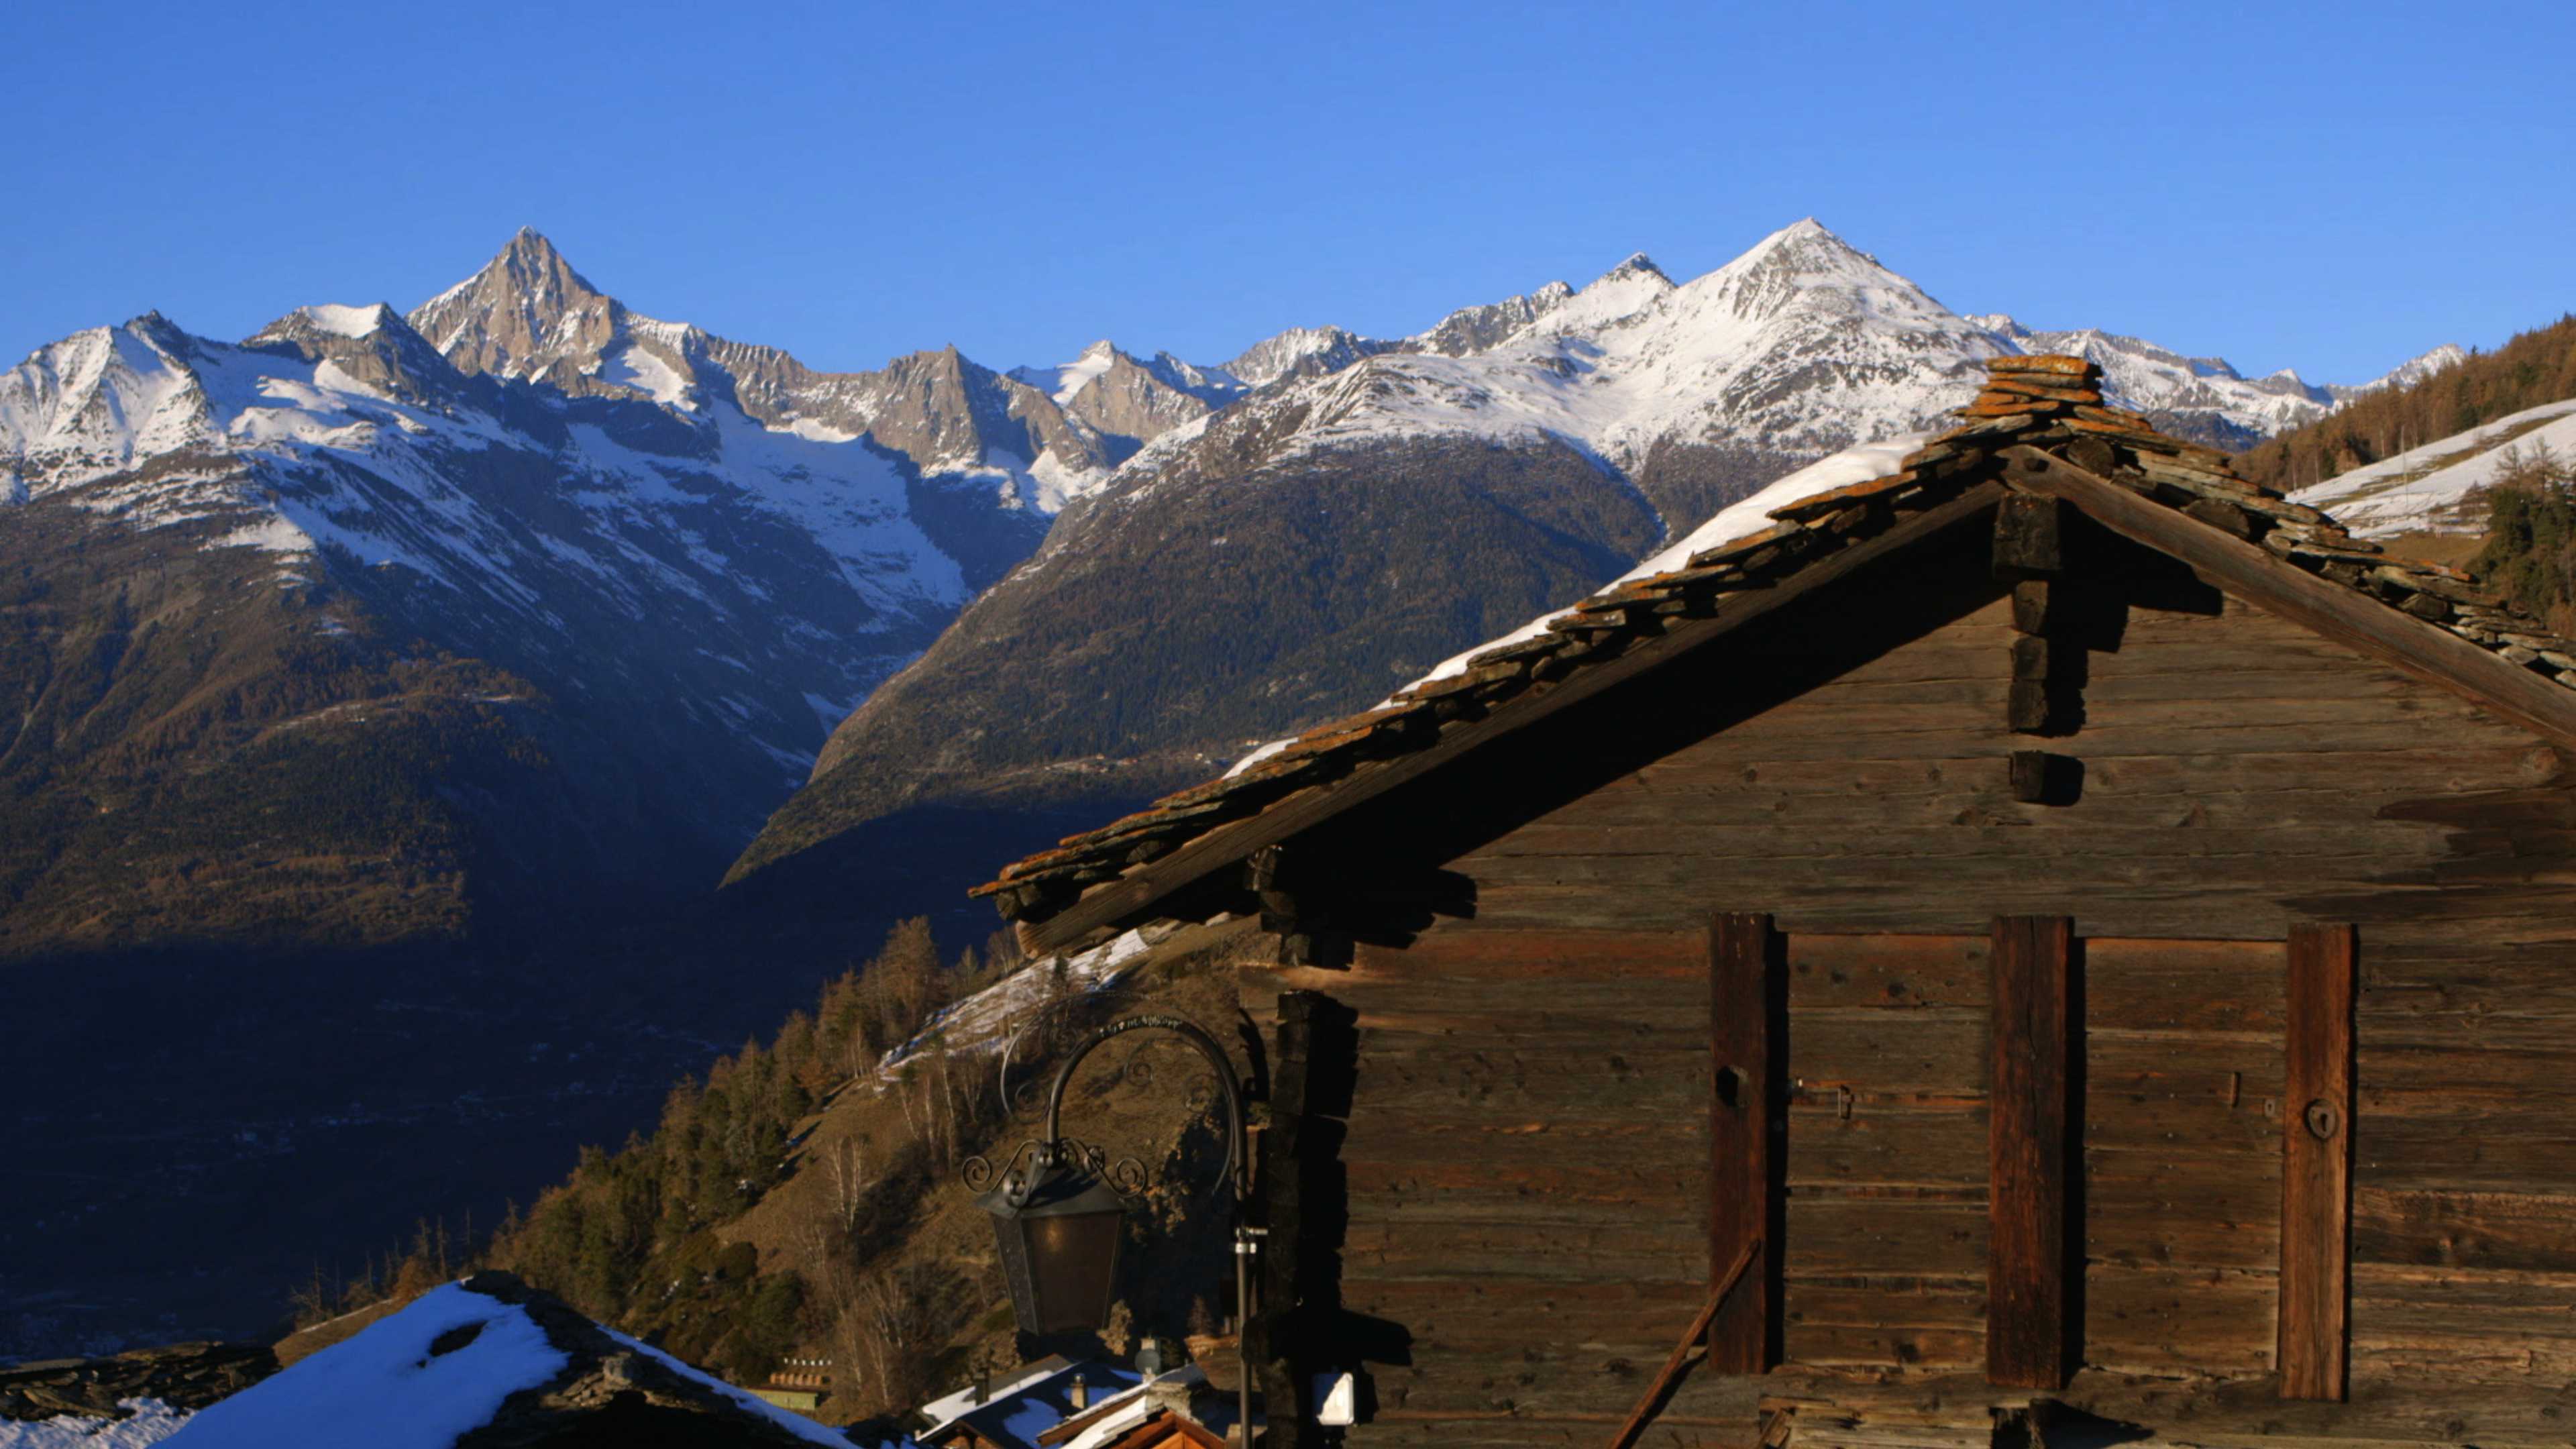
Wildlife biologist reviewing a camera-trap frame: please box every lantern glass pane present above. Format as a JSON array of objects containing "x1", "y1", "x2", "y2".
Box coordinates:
[
  {"x1": 1026, "y1": 1206, "x2": 1123, "y2": 1332},
  {"x1": 978, "y1": 1165, "x2": 1130, "y2": 1336}
]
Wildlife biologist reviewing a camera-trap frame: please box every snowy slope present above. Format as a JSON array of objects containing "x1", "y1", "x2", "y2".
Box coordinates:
[
  {"x1": 2287, "y1": 396, "x2": 2576, "y2": 538},
  {"x1": 0, "y1": 1399, "x2": 191, "y2": 1447}
]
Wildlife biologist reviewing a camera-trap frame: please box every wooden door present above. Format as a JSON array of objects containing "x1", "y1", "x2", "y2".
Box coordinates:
[
  {"x1": 2082, "y1": 936, "x2": 2288, "y2": 1379},
  {"x1": 1776, "y1": 930, "x2": 1992, "y2": 1373},
  {"x1": 1716, "y1": 922, "x2": 2353, "y2": 1392}
]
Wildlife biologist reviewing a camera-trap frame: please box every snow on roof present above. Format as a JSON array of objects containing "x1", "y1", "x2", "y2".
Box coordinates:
[
  {"x1": 0, "y1": 1397, "x2": 193, "y2": 1447},
  {"x1": 596, "y1": 1327, "x2": 853, "y2": 1446},
  {"x1": 1053, "y1": 1367, "x2": 1205, "y2": 1449},
  {"x1": 918, "y1": 1357, "x2": 1138, "y2": 1449},
  {"x1": 154, "y1": 1283, "x2": 568, "y2": 1449}
]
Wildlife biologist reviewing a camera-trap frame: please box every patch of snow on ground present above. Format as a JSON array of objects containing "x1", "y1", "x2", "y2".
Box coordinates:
[
  {"x1": 300, "y1": 305, "x2": 388, "y2": 339},
  {"x1": 162, "y1": 1283, "x2": 568, "y2": 1449},
  {"x1": 784, "y1": 416, "x2": 860, "y2": 443},
  {"x1": 877, "y1": 929, "x2": 1153, "y2": 1079},
  {"x1": 2290, "y1": 397, "x2": 2576, "y2": 538},
  {"x1": 1026, "y1": 446, "x2": 1109, "y2": 512},
  {"x1": 600, "y1": 342, "x2": 694, "y2": 410},
  {"x1": 0, "y1": 1399, "x2": 191, "y2": 1447},
  {"x1": 211, "y1": 515, "x2": 314, "y2": 555}
]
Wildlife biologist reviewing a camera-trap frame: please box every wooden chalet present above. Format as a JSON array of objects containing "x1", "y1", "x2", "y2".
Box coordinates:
[{"x1": 972, "y1": 355, "x2": 2576, "y2": 1448}]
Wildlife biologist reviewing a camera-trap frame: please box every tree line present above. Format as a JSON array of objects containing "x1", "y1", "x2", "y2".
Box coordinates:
[{"x1": 2237, "y1": 314, "x2": 2576, "y2": 492}]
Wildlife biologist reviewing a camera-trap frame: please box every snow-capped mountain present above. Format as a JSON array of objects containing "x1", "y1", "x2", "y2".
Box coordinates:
[
  {"x1": 0, "y1": 231, "x2": 1163, "y2": 968},
  {"x1": 1173, "y1": 223, "x2": 2007, "y2": 474},
  {"x1": 2329, "y1": 343, "x2": 2471, "y2": 402},
  {"x1": 1009, "y1": 340, "x2": 1246, "y2": 462},
  {"x1": 1, "y1": 304, "x2": 969, "y2": 817},
  {"x1": 1972, "y1": 316, "x2": 2466, "y2": 451},
  {"x1": 742, "y1": 217, "x2": 2448, "y2": 893},
  {"x1": 411, "y1": 229, "x2": 1119, "y2": 517}
]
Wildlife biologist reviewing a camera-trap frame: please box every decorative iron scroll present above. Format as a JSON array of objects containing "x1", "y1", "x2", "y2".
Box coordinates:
[{"x1": 960, "y1": 1136, "x2": 1149, "y2": 1207}]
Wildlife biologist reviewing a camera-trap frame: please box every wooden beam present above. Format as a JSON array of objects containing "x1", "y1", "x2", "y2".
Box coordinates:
[
  {"x1": 1025, "y1": 483, "x2": 2008, "y2": 952},
  {"x1": 1988, "y1": 914, "x2": 2074, "y2": 1390},
  {"x1": 1992, "y1": 493, "x2": 2062, "y2": 578},
  {"x1": 2000, "y1": 445, "x2": 2576, "y2": 756},
  {"x1": 2280, "y1": 922, "x2": 2357, "y2": 1401},
  {"x1": 2008, "y1": 750, "x2": 2050, "y2": 803},
  {"x1": 1710, "y1": 912, "x2": 1782, "y2": 1373},
  {"x1": 1605, "y1": 1236, "x2": 1762, "y2": 1449}
]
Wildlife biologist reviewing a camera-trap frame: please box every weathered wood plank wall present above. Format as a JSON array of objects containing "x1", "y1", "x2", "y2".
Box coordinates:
[{"x1": 1244, "y1": 527, "x2": 2576, "y2": 1446}]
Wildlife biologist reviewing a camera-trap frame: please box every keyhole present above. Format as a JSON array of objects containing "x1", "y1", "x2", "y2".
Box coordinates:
[
  {"x1": 1717, "y1": 1065, "x2": 1747, "y2": 1109},
  {"x1": 2304, "y1": 1098, "x2": 2343, "y2": 1140}
]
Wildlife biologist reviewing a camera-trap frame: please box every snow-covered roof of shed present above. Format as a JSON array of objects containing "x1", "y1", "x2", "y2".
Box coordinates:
[{"x1": 918, "y1": 1356, "x2": 1140, "y2": 1449}]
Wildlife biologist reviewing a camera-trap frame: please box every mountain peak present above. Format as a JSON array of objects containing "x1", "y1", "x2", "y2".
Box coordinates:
[
  {"x1": 1599, "y1": 252, "x2": 1672, "y2": 286},
  {"x1": 481, "y1": 228, "x2": 598, "y2": 306},
  {"x1": 1741, "y1": 217, "x2": 1865, "y2": 264},
  {"x1": 410, "y1": 230, "x2": 619, "y2": 380}
]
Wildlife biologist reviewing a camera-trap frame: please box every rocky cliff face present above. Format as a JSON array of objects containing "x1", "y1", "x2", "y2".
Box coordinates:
[{"x1": 1012, "y1": 341, "x2": 1244, "y2": 463}]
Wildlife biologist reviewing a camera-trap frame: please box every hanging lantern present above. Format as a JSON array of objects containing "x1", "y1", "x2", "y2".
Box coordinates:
[{"x1": 975, "y1": 1153, "x2": 1128, "y2": 1334}]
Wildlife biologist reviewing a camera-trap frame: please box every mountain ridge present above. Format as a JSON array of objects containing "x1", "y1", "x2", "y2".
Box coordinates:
[{"x1": 739, "y1": 218, "x2": 2451, "y2": 894}]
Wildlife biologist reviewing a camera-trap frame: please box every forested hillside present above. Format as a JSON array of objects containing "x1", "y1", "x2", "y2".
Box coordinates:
[
  {"x1": 301, "y1": 921, "x2": 1252, "y2": 1425},
  {"x1": 2237, "y1": 314, "x2": 2576, "y2": 492},
  {"x1": 2471, "y1": 442, "x2": 2576, "y2": 633}
]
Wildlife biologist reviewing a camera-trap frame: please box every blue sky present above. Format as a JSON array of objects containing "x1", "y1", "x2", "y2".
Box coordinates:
[{"x1": 3, "y1": 1, "x2": 2568, "y2": 384}]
